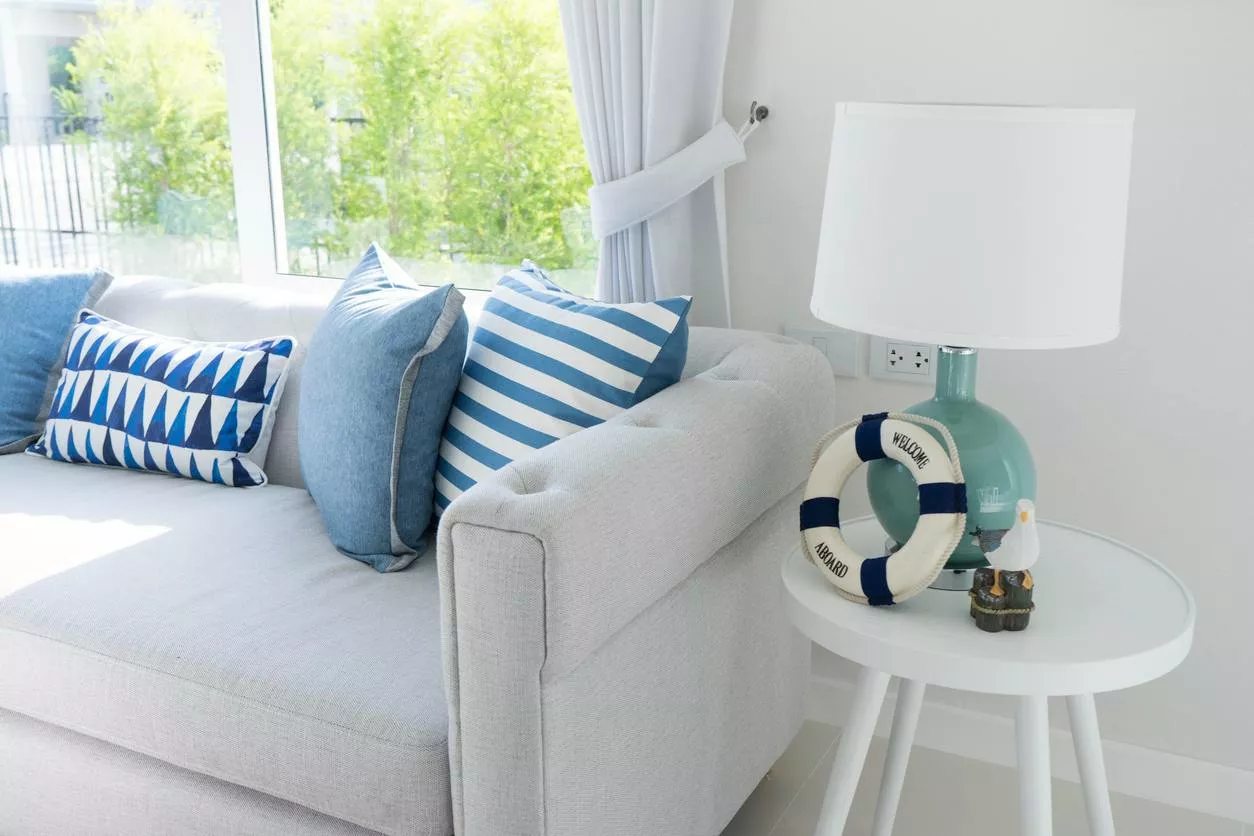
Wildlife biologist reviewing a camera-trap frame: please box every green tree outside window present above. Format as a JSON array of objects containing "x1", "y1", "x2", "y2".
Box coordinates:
[{"x1": 55, "y1": 0, "x2": 594, "y2": 280}]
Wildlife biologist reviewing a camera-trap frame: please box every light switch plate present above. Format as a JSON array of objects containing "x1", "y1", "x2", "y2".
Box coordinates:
[{"x1": 784, "y1": 325, "x2": 860, "y2": 378}]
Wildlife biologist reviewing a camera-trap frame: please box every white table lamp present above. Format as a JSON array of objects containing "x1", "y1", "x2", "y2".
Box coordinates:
[{"x1": 811, "y1": 102, "x2": 1135, "y2": 580}]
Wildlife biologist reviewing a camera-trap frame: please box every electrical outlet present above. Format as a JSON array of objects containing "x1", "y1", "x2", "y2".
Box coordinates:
[
  {"x1": 887, "y1": 342, "x2": 931, "y2": 375},
  {"x1": 870, "y1": 337, "x2": 936, "y2": 384},
  {"x1": 784, "y1": 325, "x2": 861, "y2": 378}
]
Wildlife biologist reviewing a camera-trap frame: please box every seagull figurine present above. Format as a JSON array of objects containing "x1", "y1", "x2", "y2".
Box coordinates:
[{"x1": 986, "y1": 498, "x2": 1040, "y2": 595}]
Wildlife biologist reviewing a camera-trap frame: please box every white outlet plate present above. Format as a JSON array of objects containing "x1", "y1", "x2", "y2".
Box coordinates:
[
  {"x1": 784, "y1": 325, "x2": 861, "y2": 378},
  {"x1": 869, "y1": 337, "x2": 936, "y2": 384}
]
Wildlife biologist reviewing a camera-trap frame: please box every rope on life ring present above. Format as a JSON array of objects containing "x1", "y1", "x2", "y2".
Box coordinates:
[{"x1": 799, "y1": 412, "x2": 967, "y2": 606}]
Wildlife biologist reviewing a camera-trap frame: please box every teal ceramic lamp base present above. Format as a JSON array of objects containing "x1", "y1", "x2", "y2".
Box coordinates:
[{"x1": 867, "y1": 346, "x2": 1036, "y2": 578}]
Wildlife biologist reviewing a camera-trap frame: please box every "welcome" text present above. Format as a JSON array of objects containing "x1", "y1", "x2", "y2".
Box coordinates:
[{"x1": 891, "y1": 431, "x2": 930, "y2": 470}]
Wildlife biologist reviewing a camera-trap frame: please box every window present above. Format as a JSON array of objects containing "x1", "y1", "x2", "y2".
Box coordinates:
[
  {"x1": 0, "y1": 1, "x2": 239, "y2": 281},
  {"x1": 0, "y1": 0, "x2": 594, "y2": 294}
]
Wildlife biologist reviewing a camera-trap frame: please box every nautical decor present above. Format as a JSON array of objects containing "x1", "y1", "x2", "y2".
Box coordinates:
[
  {"x1": 810, "y1": 104, "x2": 1135, "y2": 586},
  {"x1": 969, "y1": 499, "x2": 1040, "y2": 631},
  {"x1": 800, "y1": 412, "x2": 967, "y2": 606}
]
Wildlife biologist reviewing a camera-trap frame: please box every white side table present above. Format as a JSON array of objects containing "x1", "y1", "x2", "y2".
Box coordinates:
[{"x1": 782, "y1": 518, "x2": 1194, "y2": 836}]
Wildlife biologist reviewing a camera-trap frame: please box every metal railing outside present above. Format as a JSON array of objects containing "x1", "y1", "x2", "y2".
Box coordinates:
[{"x1": 0, "y1": 92, "x2": 237, "y2": 280}]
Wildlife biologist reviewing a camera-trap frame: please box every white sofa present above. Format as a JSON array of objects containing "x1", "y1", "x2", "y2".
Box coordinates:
[{"x1": 0, "y1": 276, "x2": 836, "y2": 836}]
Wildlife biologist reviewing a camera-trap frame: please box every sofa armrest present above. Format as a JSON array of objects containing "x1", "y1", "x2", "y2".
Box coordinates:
[
  {"x1": 437, "y1": 332, "x2": 834, "y2": 835},
  {"x1": 439, "y1": 332, "x2": 835, "y2": 675}
]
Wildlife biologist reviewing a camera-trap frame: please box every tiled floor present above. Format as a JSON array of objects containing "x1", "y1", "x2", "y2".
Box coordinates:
[{"x1": 721, "y1": 721, "x2": 1245, "y2": 836}]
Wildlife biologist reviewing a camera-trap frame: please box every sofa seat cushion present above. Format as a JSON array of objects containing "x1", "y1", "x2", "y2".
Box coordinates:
[{"x1": 0, "y1": 454, "x2": 450, "y2": 836}]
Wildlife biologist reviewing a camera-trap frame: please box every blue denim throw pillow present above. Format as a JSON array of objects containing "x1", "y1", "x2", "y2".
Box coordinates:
[
  {"x1": 300, "y1": 245, "x2": 468, "y2": 572},
  {"x1": 0, "y1": 268, "x2": 114, "y2": 453}
]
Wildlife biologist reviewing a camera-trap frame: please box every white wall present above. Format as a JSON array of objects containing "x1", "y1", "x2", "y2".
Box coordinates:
[
  {"x1": 724, "y1": 0, "x2": 1254, "y2": 772},
  {"x1": 1, "y1": 6, "x2": 91, "y2": 143}
]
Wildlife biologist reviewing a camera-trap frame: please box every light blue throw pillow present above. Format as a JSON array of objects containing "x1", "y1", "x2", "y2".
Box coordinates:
[
  {"x1": 28, "y1": 311, "x2": 296, "y2": 487},
  {"x1": 434, "y1": 263, "x2": 690, "y2": 512},
  {"x1": 299, "y1": 244, "x2": 468, "y2": 573},
  {"x1": 0, "y1": 268, "x2": 113, "y2": 453}
]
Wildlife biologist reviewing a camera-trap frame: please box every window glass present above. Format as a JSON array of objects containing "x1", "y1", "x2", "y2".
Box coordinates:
[
  {"x1": 268, "y1": 0, "x2": 595, "y2": 294},
  {"x1": 0, "y1": 1, "x2": 240, "y2": 281}
]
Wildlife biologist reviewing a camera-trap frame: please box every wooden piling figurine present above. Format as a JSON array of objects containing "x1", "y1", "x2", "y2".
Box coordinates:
[{"x1": 970, "y1": 499, "x2": 1039, "y2": 632}]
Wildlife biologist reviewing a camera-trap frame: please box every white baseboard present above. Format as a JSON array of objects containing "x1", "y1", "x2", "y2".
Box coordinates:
[{"x1": 807, "y1": 673, "x2": 1254, "y2": 825}]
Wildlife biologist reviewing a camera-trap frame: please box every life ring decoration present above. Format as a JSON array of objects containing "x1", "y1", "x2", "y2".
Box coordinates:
[{"x1": 800, "y1": 412, "x2": 968, "y2": 606}]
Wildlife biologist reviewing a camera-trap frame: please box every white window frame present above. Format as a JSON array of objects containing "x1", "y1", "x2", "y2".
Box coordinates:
[
  {"x1": 220, "y1": 0, "x2": 344, "y2": 293},
  {"x1": 217, "y1": 0, "x2": 560, "y2": 298}
]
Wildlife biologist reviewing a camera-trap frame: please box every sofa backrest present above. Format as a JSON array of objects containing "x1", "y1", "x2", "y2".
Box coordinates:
[
  {"x1": 93, "y1": 275, "x2": 745, "y2": 491},
  {"x1": 96, "y1": 276, "x2": 333, "y2": 489}
]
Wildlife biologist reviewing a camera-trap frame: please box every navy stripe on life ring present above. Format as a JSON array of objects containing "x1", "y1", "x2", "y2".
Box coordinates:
[
  {"x1": 855, "y1": 415, "x2": 887, "y2": 462},
  {"x1": 860, "y1": 555, "x2": 895, "y2": 606},
  {"x1": 918, "y1": 482, "x2": 968, "y2": 515},
  {"x1": 800, "y1": 497, "x2": 840, "y2": 529}
]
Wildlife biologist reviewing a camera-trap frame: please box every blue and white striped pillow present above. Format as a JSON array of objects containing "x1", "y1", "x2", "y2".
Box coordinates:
[
  {"x1": 434, "y1": 265, "x2": 690, "y2": 510},
  {"x1": 27, "y1": 311, "x2": 295, "y2": 487}
]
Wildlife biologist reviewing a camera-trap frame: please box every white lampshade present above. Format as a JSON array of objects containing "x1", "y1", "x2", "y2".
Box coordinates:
[{"x1": 812, "y1": 103, "x2": 1135, "y2": 349}]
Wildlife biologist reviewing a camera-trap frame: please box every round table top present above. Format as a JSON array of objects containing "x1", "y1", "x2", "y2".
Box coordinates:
[{"x1": 782, "y1": 517, "x2": 1195, "y2": 696}]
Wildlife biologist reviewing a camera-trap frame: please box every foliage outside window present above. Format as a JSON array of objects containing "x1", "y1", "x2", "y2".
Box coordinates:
[
  {"x1": 50, "y1": 0, "x2": 595, "y2": 291},
  {"x1": 55, "y1": 3, "x2": 235, "y2": 232}
]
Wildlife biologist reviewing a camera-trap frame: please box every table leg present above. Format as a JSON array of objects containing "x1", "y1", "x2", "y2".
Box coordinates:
[
  {"x1": 1067, "y1": 694, "x2": 1116, "y2": 836},
  {"x1": 814, "y1": 667, "x2": 891, "y2": 836},
  {"x1": 1016, "y1": 695, "x2": 1053, "y2": 836},
  {"x1": 870, "y1": 678, "x2": 926, "y2": 836}
]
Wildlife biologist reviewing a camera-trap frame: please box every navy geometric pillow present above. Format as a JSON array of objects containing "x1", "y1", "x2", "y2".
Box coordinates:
[{"x1": 27, "y1": 311, "x2": 295, "y2": 487}]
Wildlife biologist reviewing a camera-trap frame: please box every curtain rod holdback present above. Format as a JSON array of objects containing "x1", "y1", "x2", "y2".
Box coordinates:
[
  {"x1": 589, "y1": 99, "x2": 771, "y2": 241},
  {"x1": 737, "y1": 100, "x2": 770, "y2": 141}
]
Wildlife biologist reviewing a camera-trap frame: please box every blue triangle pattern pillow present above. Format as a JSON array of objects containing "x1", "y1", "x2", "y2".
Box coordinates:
[
  {"x1": 434, "y1": 263, "x2": 691, "y2": 511},
  {"x1": 27, "y1": 310, "x2": 295, "y2": 487}
]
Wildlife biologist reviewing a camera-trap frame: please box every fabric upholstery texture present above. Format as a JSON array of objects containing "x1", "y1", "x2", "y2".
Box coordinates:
[
  {"x1": 0, "y1": 708, "x2": 380, "y2": 836},
  {"x1": 2, "y1": 272, "x2": 834, "y2": 836},
  {"x1": 28, "y1": 310, "x2": 295, "y2": 487},
  {"x1": 0, "y1": 453, "x2": 449, "y2": 836},
  {"x1": 0, "y1": 267, "x2": 113, "y2": 453},
  {"x1": 301, "y1": 245, "x2": 468, "y2": 571},
  {"x1": 435, "y1": 264, "x2": 689, "y2": 510},
  {"x1": 442, "y1": 500, "x2": 808, "y2": 836},
  {"x1": 93, "y1": 275, "x2": 333, "y2": 489},
  {"x1": 539, "y1": 491, "x2": 809, "y2": 835},
  {"x1": 439, "y1": 327, "x2": 836, "y2": 834}
]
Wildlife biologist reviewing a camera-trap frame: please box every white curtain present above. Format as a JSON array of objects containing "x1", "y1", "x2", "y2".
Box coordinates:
[{"x1": 559, "y1": 0, "x2": 742, "y2": 327}]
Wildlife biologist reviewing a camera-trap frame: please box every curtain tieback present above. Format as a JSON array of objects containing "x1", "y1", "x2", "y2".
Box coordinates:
[{"x1": 588, "y1": 119, "x2": 747, "y2": 241}]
